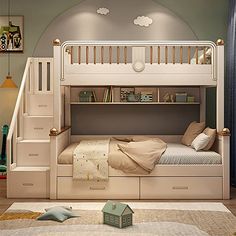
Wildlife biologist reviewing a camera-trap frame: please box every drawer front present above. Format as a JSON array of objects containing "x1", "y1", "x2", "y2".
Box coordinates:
[
  {"x1": 140, "y1": 177, "x2": 222, "y2": 199},
  {"x1": 17, "y1": 142, "x2": 50, "y2": 166},
  {"x1": 8, "y1": 171, "x2": 49, "y2": 198},
  {"x1": 23, "y1": 116, "x2": 53, "y2": 140},
  {"x1": 28, "y1": 94, "x2": 53, "y2": 116},
  {"x1": 57, "y1": 177, "x2": 139, "y2": 199}
]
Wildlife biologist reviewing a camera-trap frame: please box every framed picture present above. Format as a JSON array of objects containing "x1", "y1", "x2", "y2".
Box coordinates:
[{"x1": 0, "y1": 16, "x2": 24, "y2": 52}]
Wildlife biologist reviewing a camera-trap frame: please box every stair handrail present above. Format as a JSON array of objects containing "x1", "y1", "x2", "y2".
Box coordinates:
[{"x1": 7, "y1": 57, "x2": 33, "y2": 170}]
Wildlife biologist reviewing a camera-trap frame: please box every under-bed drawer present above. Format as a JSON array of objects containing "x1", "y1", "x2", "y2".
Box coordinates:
[
  {"x1": 57, "y1": 177, "x2": 139, "y2": 199},
  {"x1": 140, "y1": 177, "x2": 222, "y2": 199}
]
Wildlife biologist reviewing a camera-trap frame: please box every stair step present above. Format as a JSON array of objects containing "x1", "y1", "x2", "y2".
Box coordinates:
[
  {"x1": 17, "y1": 141, "x2": 50, "y2": 167},
  {"x1": 11, "y1": 166, "x2": 50, "y2": 172},
  {"x1": 23, "y1": 115, "x2": 53, "y2": 140},
  {"x1": 27, "y1": 94, "x2": 53, "y2": 116},
  {"x1": 18, "y1": 139, "x2": 50, "y2": 143}
]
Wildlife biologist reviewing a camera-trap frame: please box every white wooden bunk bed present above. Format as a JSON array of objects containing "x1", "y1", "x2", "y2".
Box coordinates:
[
  {"x1": 47, "y1": 40, "x2": 230, "y2": 199},
  {"x1": 6, "y1": 39, "x2": 230, "y2": 200}
]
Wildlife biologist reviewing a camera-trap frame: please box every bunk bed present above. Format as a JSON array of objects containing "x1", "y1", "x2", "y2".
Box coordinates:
[
  {"x1": 49, "y1": 39, "x2": 230, "y2": 200},
  {"x1": 6, "y1": 39, "x2": 230, "y2": 200}
]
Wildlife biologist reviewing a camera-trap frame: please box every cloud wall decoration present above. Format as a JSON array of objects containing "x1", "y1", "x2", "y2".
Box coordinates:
[
  {"x1": 97, "y1": 8, "x2": 110, "y2": 15},
  {"x1": 134, "y1": 16, "x2": 153, "y2": 27}
]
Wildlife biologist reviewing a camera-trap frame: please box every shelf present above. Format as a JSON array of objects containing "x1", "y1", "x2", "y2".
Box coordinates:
[{"x1": 70, "y1": 102, "x2": 200, "y2": 105}]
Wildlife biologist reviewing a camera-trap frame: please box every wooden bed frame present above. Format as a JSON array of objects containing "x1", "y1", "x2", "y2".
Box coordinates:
[{"x1": 6, "y1": 39, "x2": 230, "y2": 200}]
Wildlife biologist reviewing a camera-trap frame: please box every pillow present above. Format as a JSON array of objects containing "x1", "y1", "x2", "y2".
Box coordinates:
[
  {"x1": 37, "y1": 206, "x2": 79, "y2": 222},
  {"x1": 181, "y1": 121, "x2": 205, "y2": 146},
  {"x1": 191, "y1": 133, "x2": 210, "y2": 151},
  {"x1": 203, "y1": 127, "x2": 216, "y2": 150}
]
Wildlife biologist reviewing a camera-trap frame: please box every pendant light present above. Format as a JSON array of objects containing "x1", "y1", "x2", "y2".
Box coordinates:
[{"x1": 0, "y1": 0, "x2": 17, "y2": 88}]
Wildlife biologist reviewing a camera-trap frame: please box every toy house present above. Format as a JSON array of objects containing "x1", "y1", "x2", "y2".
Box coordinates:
[{"x1": 102, "y1": 200, "x2": 134, "y2": 228}]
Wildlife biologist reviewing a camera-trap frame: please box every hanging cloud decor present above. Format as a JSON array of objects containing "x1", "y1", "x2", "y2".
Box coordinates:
[
  {"x1": 97, "y1": 7, "x2": 110, "y2": 15},
  {"x1": 134, "y1": 16, "x2": 153, "y2": 27}
]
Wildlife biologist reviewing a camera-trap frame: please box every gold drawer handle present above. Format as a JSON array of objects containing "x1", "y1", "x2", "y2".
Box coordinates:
[
  {"x1": 172, "y1": 186, "x2": 188, "y2": 190},
  {"x1": 22, "y1": 183, "x2": 34, "y2": 186},
  {"x1": 28, "y1": 154, "x2": 39, "y2": 157},
  {"x1": 90, "y1": 187, "x2": 106, "y2": 190},
  {"x1": 38, "y1": 105, "x2": 48, "y2": 107}
]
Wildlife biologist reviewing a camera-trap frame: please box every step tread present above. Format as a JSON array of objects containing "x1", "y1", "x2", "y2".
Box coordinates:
[
  {"x1": 18, "y1": 140, "x2": 50, "y2": 144},
  {"x1": 11, "y1": 166, "x2": 50, "y2": 172},
  {"x1": 23, "y1": 115, "x2": 53, "y2": 118}
]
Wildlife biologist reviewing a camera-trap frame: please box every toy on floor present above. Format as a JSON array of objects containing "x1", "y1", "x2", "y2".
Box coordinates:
[
  {"x1": 0, "y1": 125, "x2": 9, "y2": 179},
  {"x1": 102, "y1": 200, "x2": 134, "y2": 228}
]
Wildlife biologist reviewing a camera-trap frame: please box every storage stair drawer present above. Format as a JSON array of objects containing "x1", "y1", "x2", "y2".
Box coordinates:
[
  {"x1": 23, "y1": 115, "x2": 53, "y2": 140},
  {"x1": 8, "y1": 167, "x2": 49, "y2": 198},
  {"x1": 28, "y1": 94, "x2": 53, "y2": 116},
  {"x1": 140, "y1": 177, "x2": 222, "y2": 199},
  {"x1": 17, "y1": 140, "x2": 50, "y2": 166},
  {"x1": 57, "y1": 177, "x2": 139, "y2": 199}
]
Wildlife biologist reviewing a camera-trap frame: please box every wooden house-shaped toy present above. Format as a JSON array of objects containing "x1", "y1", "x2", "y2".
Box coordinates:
[{"x1": 102, "y1": 201, "x2": 134, "y2": 228}]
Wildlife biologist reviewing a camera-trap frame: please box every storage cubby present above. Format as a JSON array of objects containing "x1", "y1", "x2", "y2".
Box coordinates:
[{"x1": 70, "y1": 86, "x2": 200, "y2": 105}]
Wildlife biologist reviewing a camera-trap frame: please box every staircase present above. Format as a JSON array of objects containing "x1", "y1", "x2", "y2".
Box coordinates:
[{"x1": 7, "y1": 58, "x2": 53, "y2": 198}]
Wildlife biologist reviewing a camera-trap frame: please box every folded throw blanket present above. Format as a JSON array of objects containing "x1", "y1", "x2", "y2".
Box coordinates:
[
  {"x1": 73, "y1": 139, "x2": 109, "y2": 180},
  {"x1": 111, "y1": 137, "x2": 167, "y2": 174}
]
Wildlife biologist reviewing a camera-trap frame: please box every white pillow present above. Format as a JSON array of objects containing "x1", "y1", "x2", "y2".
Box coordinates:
[{"x1": 191, "y1": 133, "x2": 210, "y2": 151}]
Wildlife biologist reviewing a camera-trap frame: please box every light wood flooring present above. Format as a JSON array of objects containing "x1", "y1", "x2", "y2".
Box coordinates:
[{"x1": 1, "y1": 178, "x2": 236, "y2": 215}]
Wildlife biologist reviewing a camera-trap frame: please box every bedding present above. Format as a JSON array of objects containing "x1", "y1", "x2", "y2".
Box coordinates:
[
  {"x1": 73, "y1": 139, "x2": 109, "y2": 180},
  {"x1": 58, "y1": 141, "x2": 222, "y2": 168}
]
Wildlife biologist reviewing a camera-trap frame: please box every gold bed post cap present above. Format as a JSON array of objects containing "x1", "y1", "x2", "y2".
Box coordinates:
[
  {"x1": 50, "y1": 128, "x2": 58, "y2": 136},
  {"x1": 216, "y1": 39, "x2": 224, "y2": 46},
  {"x1": 53, "y1": 39, "x2": 61, "y2": 46},
  {"x1": 221, "y1": 128, "x2": 230, "y2": 136}
]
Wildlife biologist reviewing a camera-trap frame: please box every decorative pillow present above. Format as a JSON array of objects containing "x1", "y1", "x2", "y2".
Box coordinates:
[
  {"x1": 203, "y1": 127, "x2": 217, "y2": 150},
  {"x1": 37, "y1": 206, "x2": 79, "y2": 222},
  {"x1": 191, "y1": 133, "x2": 210, "y2": 151},
  {"x1": 181, "y1": 121, "x2": 205, "y2": 146}
]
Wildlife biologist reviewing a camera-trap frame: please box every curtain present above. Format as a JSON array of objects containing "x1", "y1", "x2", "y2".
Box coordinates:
[{"x1": 227, "y1": 0, "x2": 236, "y2": 187}]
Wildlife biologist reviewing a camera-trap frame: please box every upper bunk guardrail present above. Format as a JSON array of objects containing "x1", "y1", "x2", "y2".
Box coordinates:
[{"x1": 60, "y1": 40, "x2": 217, "y2": 81}]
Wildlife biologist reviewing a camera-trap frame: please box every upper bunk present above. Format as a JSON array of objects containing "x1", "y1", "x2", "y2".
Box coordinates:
[{"x1": 53, "y1": 40, "x2": 224, "y2": 87}]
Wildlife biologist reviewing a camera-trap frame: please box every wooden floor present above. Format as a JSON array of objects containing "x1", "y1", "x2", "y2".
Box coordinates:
[{"x1": 1, "y1": 178, "x2": 236, "y2": 215}]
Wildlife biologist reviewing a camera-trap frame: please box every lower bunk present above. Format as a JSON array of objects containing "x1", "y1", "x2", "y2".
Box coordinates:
[{"x1": 51, "y1": 132, "x2": 228, "y2": 200}]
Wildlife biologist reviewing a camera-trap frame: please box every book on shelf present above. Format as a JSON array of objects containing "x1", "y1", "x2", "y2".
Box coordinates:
[{"x1": 103, "y1": 87, "x2": 113, "y2": 102}]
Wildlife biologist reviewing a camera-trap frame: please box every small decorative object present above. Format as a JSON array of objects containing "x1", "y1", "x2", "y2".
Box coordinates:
[
  {"x1": 102, "y1": 200, "x2": 134, "y2": 228},
  {"x1": 37, "y1": 206, "x2": 79, "y2": 223},
  {"x1": 163, "y1": 93, "x2": 171, "y2": 102},
  {"x1": 97, "y1": 7, "x2": 110, "y2": 15},
  {"x1": 170, "y1": 94, "x2": 175, "y2": 102},
  {"x1": 120, "y1": 87, "x2": 135, "y2": 102},
  {"x1": 175, "y1": 92, "x2": 187, "y2": 102},
  {"x1": 127, "y1": 91, "x2": 140, "y2": 102},
  {"x1": 79, "y1": 90, "x2": 96, "y2": 102},
  {"x1": 187, "y1": 96, "x2": 195, "y2": 102},
  {"x1": 141, "y1": 91, "x2": 153, "y2": 102},
  {"x1": 133, "y1": 16, "x2": 153, "y2": 27}
]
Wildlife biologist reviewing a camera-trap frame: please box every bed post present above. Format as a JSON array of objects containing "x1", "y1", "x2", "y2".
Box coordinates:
[
  {"x1": 216, "y1": 39, "x2": 230, "y2": 199},
  {"x1": 53, "y1": 39, "x2": 62, "y2": 132},
  {"x1": 216, "y1": 39, "x2": 224, "y2": 131},
  {"x1": 218, "y1": 128, "x2": 230, "y2": 199},
  {"x1": 49, "y1": 128, "x2": 58, "y2": 199}
]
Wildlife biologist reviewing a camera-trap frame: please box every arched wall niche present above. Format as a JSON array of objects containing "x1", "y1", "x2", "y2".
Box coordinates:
[{"x1": 33, "y1": 0, "x2": 197, "y2": 56}]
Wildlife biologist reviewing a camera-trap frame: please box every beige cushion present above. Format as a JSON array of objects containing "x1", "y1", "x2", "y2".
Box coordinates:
[
  {"x1": 181, "y1": 121, "x2": 205, "y2": 146},
  {"x1": 191, "y1": 133, "x2": 210, "y2": 151},
  {"x1": 203, "y1": 127, "x2": 216, "y2": 150}
]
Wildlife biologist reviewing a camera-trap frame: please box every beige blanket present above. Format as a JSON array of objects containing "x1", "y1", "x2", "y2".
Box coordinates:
[
  {"x1": 109, "y1": 137, "x2": 167, "y2": 174},
  {"x1": 73, "y1": 139, "x2": 109, "y2": 180}
]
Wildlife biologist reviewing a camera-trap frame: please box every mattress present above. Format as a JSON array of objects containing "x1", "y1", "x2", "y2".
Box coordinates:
[{"x1": 58, "y1": 141, "x2": 222, "y2": 165}]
